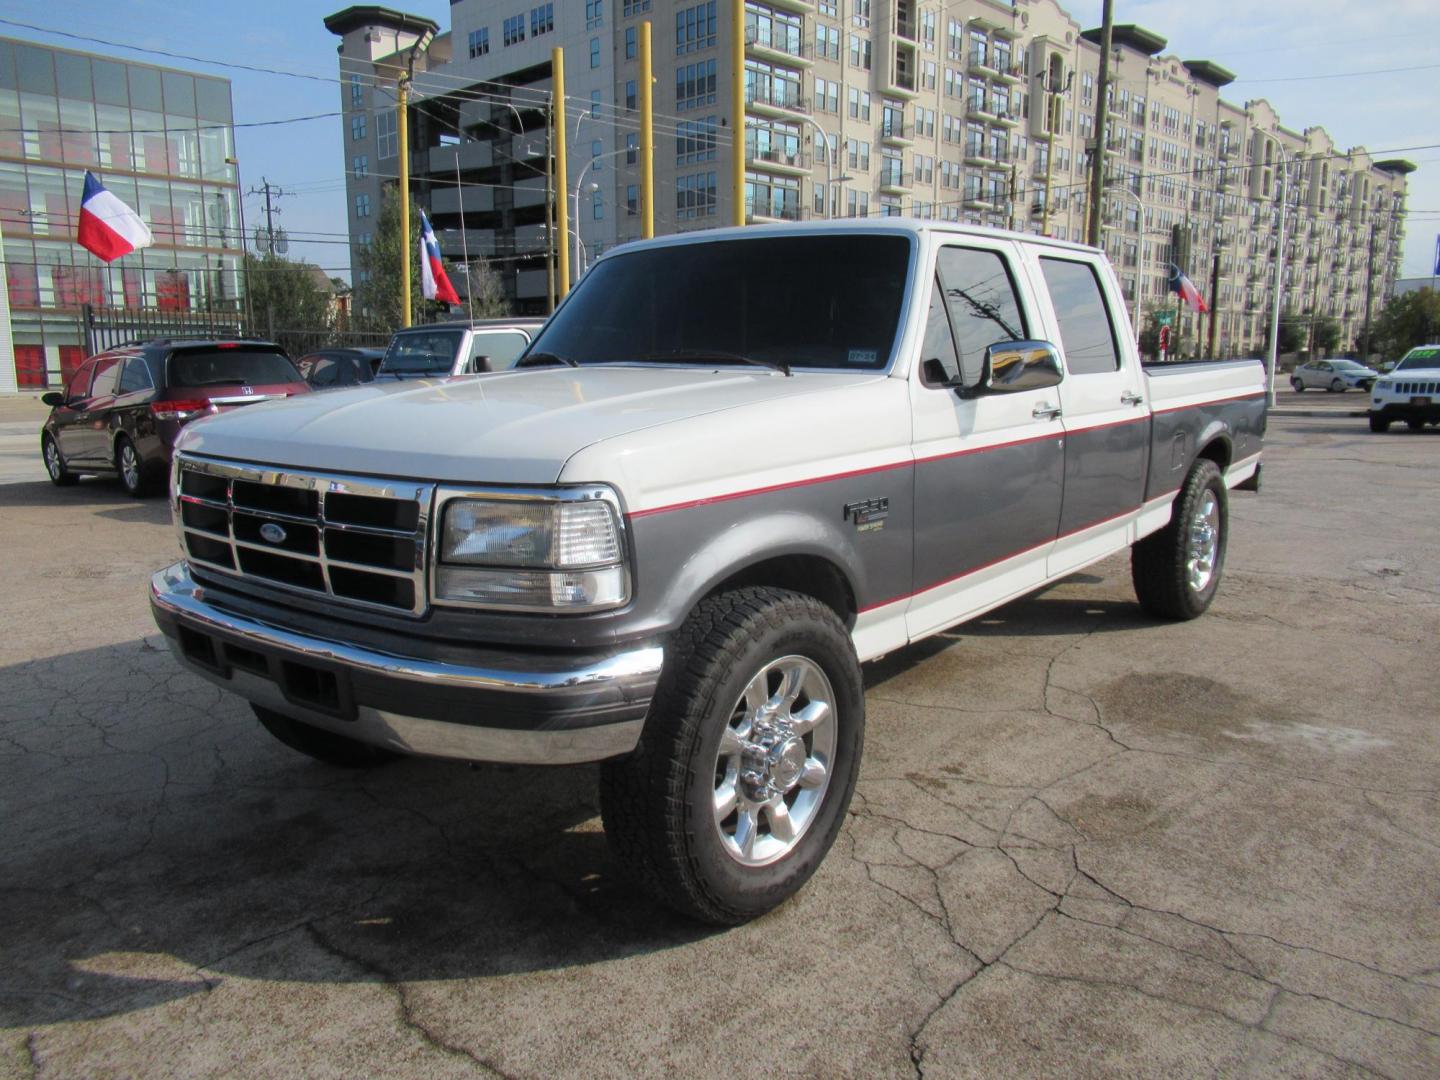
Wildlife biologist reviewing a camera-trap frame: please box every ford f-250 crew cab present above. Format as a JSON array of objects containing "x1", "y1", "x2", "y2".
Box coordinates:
[{"x1": 150, "y1": 222, "x2": 1265, "y2": 924}]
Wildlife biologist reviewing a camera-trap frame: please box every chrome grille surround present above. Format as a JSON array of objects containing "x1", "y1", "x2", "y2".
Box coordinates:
[{"x1": 172, "y1": 454, "x2": 434, "y2": 617}]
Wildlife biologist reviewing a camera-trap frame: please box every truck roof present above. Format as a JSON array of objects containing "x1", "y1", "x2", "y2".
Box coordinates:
[
  {"x1": 394, "y1": 317, "x2": 547, "y2": 332},
  {"x1": 595, "y1": 217, "x2": 1101, "y2": 263}
]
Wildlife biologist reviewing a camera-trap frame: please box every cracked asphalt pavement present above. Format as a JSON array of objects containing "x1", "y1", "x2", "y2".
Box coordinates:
[{"x1": 2, "y1": 413, "x2": 1437, "y2": 1078}]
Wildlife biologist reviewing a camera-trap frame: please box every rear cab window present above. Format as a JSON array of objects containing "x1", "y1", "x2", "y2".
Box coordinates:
[
  {"x1": 469, "y1": 331, "x2": 531, "y2": 372},
  {"x1": 1037, "y1": 257, "x2": 1121, "y2": 375},
  {"x1": 167, "y1": 348, "x2": 303, "y2": 388},
  {"x1": 381, "y1": 330, "x2": 466, "y2": 376}
]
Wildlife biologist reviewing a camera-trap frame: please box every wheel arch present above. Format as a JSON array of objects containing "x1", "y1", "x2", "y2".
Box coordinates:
[{"x1": 1194, "y1": 428, "x2": 1233, "y2": 473}]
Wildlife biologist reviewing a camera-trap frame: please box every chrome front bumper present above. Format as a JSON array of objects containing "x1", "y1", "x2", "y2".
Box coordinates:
[{"x1": 149, "y1": 562, "x2": 663, "y2": 764}]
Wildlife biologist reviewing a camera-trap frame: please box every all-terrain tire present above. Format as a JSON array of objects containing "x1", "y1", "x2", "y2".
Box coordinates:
[
  {"x1": 252, "y1": 705, "x2": 399, "y2": 768},
  {"x1": 599, "y1": 587, "x2": 864, "y2": 925},
  {"x1": 1132, "y1": 458, "x2": 1228, "y2": 621},
  {"x1": 1369, "y1": 415, "x2": 1391, "y2": 433}
]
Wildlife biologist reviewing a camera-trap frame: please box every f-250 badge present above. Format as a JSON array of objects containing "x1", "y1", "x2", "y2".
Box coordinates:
[{"x1": 844, "y1": 498, "x2": 890, "y2": 533}]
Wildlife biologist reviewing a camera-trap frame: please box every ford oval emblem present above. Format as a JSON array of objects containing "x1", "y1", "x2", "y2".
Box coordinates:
[{"x1": 259, "y1": 522, "x2": 287, "y2": 544}]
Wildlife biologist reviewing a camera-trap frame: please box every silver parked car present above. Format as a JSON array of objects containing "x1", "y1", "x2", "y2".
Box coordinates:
[{"x1": 1290, "y1": 358, "x2": 1378, "y2": 393}]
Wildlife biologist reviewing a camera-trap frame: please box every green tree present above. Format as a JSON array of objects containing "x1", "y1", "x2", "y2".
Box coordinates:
[
  {"x1": 1372, "y1": 288, "x2": 1440, "y2": 360},
  {"x1": 1276, "y1": 318, "x2": 1302, "y2": 356},
  {"x1": 243, "y1": 253, "x2": 333, "y2": 335},
  {"x1": 351, "y1": 188, "x2": 511, "y2": 330}
]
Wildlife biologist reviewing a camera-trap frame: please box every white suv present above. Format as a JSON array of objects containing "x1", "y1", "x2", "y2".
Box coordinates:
[{"x1": 1369, "y1": 344, "x2": 1440, "y2": 432}]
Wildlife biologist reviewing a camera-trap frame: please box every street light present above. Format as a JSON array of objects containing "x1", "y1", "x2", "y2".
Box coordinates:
[
  {"x1": 1260, "y1": 131, "x2": 1292, "y2": 407},
  {"x1": 572, "y1": 146, "x2": 630, "y2": 275},
  {"x1": 1103, "y1": 181, "x2": 1145, "y2": 335}
]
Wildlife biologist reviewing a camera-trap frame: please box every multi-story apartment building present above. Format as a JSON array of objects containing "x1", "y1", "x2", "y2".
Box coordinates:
[
  {"x1": 326, "y1": 1, "x2": 1410, "y2": 352},
  {"x1": 0, "y1": 37, "x2": 243, "y2": 391}
]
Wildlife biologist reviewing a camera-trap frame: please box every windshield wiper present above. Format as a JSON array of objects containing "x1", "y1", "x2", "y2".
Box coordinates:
[
  {"x1": 640, "y1": 349, "x2": 791, "y2": 377},
  {"x1": 516, "y1": 351, "x2": 579, "y2": 368}
]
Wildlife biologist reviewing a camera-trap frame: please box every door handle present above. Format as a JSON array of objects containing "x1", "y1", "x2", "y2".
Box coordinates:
[
  {"x1": 1121, "y1": 391, "x2": 1144, "y2": 406},
  {"x1": 1032, "y1": 402, "x2": 1062, "y2": 421}
]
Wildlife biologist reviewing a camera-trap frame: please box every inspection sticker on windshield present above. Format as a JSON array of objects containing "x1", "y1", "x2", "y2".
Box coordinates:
[{"x1": 848, "y1": 348, "x2": 878, "y2": 365}]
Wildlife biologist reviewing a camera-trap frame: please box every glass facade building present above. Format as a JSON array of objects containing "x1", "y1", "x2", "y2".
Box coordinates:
[{"x1": 0, "y1": 37, "x2": 242, "y2": 389}]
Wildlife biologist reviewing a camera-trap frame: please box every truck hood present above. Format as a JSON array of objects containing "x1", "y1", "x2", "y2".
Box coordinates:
[{"x1": 175, "y1": 366, "x2": 886, "y2": 484}]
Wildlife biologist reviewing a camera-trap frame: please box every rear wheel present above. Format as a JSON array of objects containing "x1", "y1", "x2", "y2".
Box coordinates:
[
  {"x1": 252, "y1": 705, "x2": 398, "y2": 768},
  {"x1": 1407, "y1": 419, "x2": 1426, "y2": 432},
  {"x1": 600, "y1": 587, "x2": 864, "y2": 925},
  {"x1": 1369, "y1": 415, "x2": 1391, "y2": 433},
  {"x1": 42, "y1": 434, "x2": 77, "y2": 487},
  {"x1": 1132, "y1": 459, "x2": 1228, "y2": 621},
  {"x1": 115, "y1": 436, "x2": 158, "y2": 497}
]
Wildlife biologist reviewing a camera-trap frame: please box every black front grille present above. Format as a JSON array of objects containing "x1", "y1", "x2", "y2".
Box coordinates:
[
  {"x1": 1396, "y1": 380, "x2": 1438, "y2": 395},
  {"x1": 174, "y1": 457, "x2": 433, "y2": 616}
]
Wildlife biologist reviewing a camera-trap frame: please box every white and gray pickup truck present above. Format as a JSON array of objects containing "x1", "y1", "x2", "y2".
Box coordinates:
[{"x1": 150, "y1": 222, "x2": 1265, "y2": 924}]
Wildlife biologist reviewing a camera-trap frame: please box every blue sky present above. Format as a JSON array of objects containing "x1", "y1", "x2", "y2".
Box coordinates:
[{"x1": 6, "y1": 0, "x2": 1437, "y2": 280}]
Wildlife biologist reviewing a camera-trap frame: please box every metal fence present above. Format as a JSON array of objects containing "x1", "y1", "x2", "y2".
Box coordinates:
[{"x1": 81, "y1": 305, "x2": 392, "y2": 361}]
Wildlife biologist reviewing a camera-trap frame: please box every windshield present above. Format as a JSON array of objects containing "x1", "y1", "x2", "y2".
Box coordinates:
[
  {"x1": 1332, "y1": 360, "x2": 1369, "y2": 371},
  {"x1": 380, "y1": 330, "x2": 466, "y2": 375},
  {"x1": 1397, "y1": 347, "x2": 1440, "y2": 371},
  {"x1": 168, "y1": 348, "x2": 301, "y2": 387},
  {"x1": 527, "y1": 234, "x2": 912, "y2": 370}
]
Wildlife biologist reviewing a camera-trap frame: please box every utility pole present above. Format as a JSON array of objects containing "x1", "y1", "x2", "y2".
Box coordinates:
[
  {"x1": 1085, "y1": 0, "x2": 1114, "y2": 248},
  {"x1": 639, "y1": 20, "x2": 655, "y2": 239},
  {"x1": 553, "y1": 46, "x2": 570, "y2": 297},
  {"x1": 1207, "y1": 241, "x2": 1223, "y2": 359},
  {"x1": 397, "y1": 66, "x2": 412, "y2": 327},
  {"x1": 246, "y1": 178, "x2": 286, "y2": 255},
  {"x1": 1360, "y1": 214, "x2": 1378, "y2": 361},
  {"x1": 545, "y1": 99, "x2": 556, "y2": 313},
  {"x1": 731, "y1": 0, "x2": 746, "y2": 227}
]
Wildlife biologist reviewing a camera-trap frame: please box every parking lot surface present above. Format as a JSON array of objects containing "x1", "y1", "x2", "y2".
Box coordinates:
[{"x1": 2, "y1": 413, "x2": 1437, "y2": 1078}]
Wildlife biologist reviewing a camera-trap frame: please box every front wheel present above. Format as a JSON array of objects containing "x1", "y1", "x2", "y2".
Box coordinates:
[
  {"x1": 1132, "y1": 459, "x2": 1228, "y2": 621},
  {"x1": 600, "y1": 587, "x2": 864, "y2": 925},
  {"x1": 1290, "y1": 378, "x2": 1304, "y2": 392},
  {"x1": 42, "y1": 434, "x2": 78, "y2": 487},
  {"x1": 1329, "y1": 379, "x2": 1345, "y2": 393},
  {"x1": 1369, "y1": 415, "x2": 1391, "y2": 433}
]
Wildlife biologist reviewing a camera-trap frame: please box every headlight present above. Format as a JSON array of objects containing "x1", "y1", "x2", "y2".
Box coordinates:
[{"x1": 434, "y1": 489, "x2": 628, "y2": 611}]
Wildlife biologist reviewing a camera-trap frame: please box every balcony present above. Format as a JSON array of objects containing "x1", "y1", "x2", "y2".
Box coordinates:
[
  {"x1": 965, "y1": 146, "x2": 996, "y2": 167},
  {"x1": 992, "y1": 65, "x2": 1024, "y2": 85},
  {"x1": 745, "y1": 28, "x2": 813, "y2": 68},
  {"x1": 746, "y1": 202, "x2": 803, "y2": 225},
  {"x1": 964, "y1": 194, "x2": 995, "y2": 211},
  {"x1": 880, "y1": 119, "x2": 912, "y2": 146},
  {"x1": 879, "y1": 171, "x2": 911, "y2": 194},
  {"x1": 747, "y1": 146, "x2": 810, "y2": 176},
  {"x1": 883, "y1": 53, "x2": 920, "y2": 98},
  {"x1": 745, "y1": 86, "x2": 808, "y2": 120},
  {"x1": 992, "y1": 111, "x2": 1020, "y2": 128},
  {"x1": 763, "y1": 0, "x2": 814, "y2": 12}
]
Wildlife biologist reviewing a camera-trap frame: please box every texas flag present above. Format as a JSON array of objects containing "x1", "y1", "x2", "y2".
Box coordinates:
[
  {"x1": 418, "y1": 209, "x2": 460, "y2": 306},
  {"x1": 76, "y1": 172, "x2": 153, "y2": 262},
  {"x1": 1167, "y1": 262, "x2": 1209, "y2": 314}
]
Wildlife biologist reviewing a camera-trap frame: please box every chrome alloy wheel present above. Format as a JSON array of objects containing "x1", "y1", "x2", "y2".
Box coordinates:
[
  {"x1": 1186, "y1": 490, "x2": 1220, "y2": 593},
  {"x1": 712, "y1": 655, "x2": 835, "y2": 868},
  {"x1": 120, "y1": 442, "x2": 140, "y2": 490},
  {"x1": 44, "y1": 439, "x2": 62, "y2": 480}
]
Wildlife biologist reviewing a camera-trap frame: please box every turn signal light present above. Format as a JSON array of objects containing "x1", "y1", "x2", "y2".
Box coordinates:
[{"x1": 150, "y1": 400, "x2": 213, "y2": 422}]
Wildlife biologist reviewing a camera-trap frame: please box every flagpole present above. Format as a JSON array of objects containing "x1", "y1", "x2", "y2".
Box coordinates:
[
  {"x1": 456, "y1": 150, "x2": 473, "y2": 321},
  {"x1": 398, "y1": 67, "x2": 412, "y2": 328}
]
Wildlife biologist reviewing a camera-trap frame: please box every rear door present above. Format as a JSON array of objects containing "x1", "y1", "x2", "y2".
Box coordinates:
[
  {"x1": 1037, "y1": 253, "x2": 1149, "y2": 578},
  {"x1": 906, "y1": 237, "x2": 1065, "y2": 640}
]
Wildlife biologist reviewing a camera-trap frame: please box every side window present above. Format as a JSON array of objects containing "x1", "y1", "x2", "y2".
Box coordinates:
[
  {"x1": 308, "y1": 358, "x2": 338, "y2": 386},
  {"x1": 935, "y1": 246, "x2": 1028, "y2": 387},
  {"x1": 118, "y1": 356, "x2": 153, "y2": 394},
  {"x1": 1038, "y1": 257, "x2": 1121, "y2": 375},
  {"x1": 88, "y1": 356, "x2": 122, "y2": 398},
  {"x1": 66, "y1": 360, "x2": 97, "y2": 400},
  {"x1": 919, "y1": 275, "x2": 961, "y2": 387}
]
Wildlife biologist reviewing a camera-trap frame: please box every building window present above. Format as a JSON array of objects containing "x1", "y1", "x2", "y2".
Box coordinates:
[
  {"x1": 819, "y1": 0, "x2": 837, "y2": 16},
  {"x1": 846, "y1": 188, "x2": 869, "y2": 218},
  {"x1": 623, "y1": 0, "x2": 650, "y2": 14},
  {"x1": 591, "y1": 138, "x2": 604, "y2": 170},
  {"x1": 846, "y1": 139, "x2": 870, "y2": 171},
  {"x1": 744, "y1": 171, "x2": 796, "y2": 220},
  {"x1": 816, "y1": 25, "x2": 840, "y2": 61},
  {"x1": 678, "y1": 171, "x2": 719, "y2": 219},
  {"x1": 587, "y1": 1, "x2": 605, "y2": 27},
  {"x1": 590, "y1": 36, "x2": 601, "y2": 68},
  {"x1": 814, "y1": 77, "x2": 839, "y2": 113},
  {"x1": 849, "y1": 34, "x2": 872, "y2": 70},
  {"x1": 349, "y1": 75, "x2": 363, "y2": 107},
  {"x1": 351, "y1": 154, "x2": 368, "y2": 178},
  {"x1": 626, "y1": 132, "x2": 638, "y2": 163},
  {"x1": 531, "y1": 3, "x2": 554, "y2": 36},
  {"x1": 376, "y1": 111, "x2": 397, "y2": 159},
  {"x1": 851, "y1": 0, "x2": 870, "y2": 30},
  {"x1": 814, "y1": 182, "x2": 826, "y2": 215},
  {"x1": 626, "y1": 79, "x2": 637, "y2": 110},
  {"x1": 503, "y1": 15, "x2": 526, "y2": 46},
  {"x1": 592, "y1": 188, "x2": 604, "y2": 220},
  {"x1": 848, "y1": 87, "x2": 871, "y2": 121},
  {"x1": 350, "y1": 114, "x2": 367, "y2": 140},
  {"x1": 468, "y1": 27, "x2": 491, "y2": 58},
  {"x1": 676, "y1": 59, "x2": 717, "y2": 110},
  {"x1": 625, "y1": 26, "x2": 637, "y2": 59},
  {"x1": 676, "y1": 2, "x2": 717, "y2": 54},
  {"x1": 626, "y1": 184, "x2": 638, "y2": 215},
  {"x1": 354, "y1": 193, "x2": 371, "y2": 218},
  {"x1": 677, "y1": 116, "x2": 718, "y2": 164}
]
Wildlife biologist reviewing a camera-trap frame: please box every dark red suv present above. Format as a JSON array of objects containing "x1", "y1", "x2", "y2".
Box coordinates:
[{"x1": 41, "y1": 339, "x2": 310, "y2": 497}]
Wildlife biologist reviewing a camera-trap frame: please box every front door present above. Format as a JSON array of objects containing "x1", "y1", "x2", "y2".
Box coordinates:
[
  {"x1": 1040, "y1": 255, "x2": 1150, "y2": 577},
  {"x1": 907, "y1": 239, "x2": 1065, "y2": 641},
  {"x1": 54, "y1": 359, "x2": 98, "y2": 463}
]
